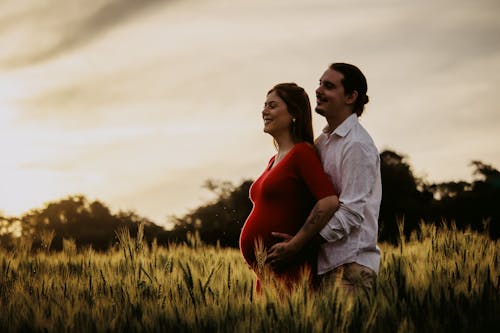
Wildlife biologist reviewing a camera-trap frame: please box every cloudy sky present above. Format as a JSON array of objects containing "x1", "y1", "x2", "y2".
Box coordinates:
[{"x1": 1, "y1": 0, "x2": 499, "y2": 227}]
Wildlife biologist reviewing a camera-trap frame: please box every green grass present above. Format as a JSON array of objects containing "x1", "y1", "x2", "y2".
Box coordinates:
[{"x1": 0, "y1": 223, "x2": 499, "y2": 332}]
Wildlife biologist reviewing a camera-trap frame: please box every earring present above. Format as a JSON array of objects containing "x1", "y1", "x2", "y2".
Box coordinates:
[{"x1": 292, "y1": 118, "x2": 296, "y2": 122}]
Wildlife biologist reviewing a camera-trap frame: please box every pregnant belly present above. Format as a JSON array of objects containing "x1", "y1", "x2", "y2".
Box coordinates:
[{"x1": 239, "y1": 214, "x2": 298, "y2": 267}]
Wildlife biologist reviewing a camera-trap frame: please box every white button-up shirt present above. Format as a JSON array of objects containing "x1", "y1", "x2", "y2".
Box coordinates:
[{"x1": 316, "y1": 113, "x2": 382, "y2": 274}]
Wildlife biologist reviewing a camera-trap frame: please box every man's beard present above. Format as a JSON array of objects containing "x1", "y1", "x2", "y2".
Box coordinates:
[{"x1": 315, "y1": 107, "x2": 325, "y2": 116}]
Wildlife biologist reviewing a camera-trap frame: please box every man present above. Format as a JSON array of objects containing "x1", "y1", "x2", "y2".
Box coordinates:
[{"x1": 267, "y1": 63, "x2": 381, "y2": 292}]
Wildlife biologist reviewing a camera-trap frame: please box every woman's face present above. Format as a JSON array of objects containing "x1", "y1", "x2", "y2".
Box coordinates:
[{"x1": 262, "y1": 91, "x2": 293, "y2": 138}]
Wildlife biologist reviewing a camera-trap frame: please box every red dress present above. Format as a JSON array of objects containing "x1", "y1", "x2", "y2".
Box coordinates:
[{"x1": 239, "y1": 142, "x2": 336, "y2": 286}]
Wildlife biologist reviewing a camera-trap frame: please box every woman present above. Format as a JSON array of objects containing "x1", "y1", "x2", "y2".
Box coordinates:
[{"x1": 239, "y1": 83, "x2": 339, "y2": 290}]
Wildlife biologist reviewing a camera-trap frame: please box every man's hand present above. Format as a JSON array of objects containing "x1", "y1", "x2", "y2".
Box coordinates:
[{"x1": 265, "y1": 232, "x2": 298, "y2": 269}]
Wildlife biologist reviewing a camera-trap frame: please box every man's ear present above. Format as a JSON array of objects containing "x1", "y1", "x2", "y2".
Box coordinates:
[{"x1": 345, "y1": 90, "x2": 358, "y2": 106}]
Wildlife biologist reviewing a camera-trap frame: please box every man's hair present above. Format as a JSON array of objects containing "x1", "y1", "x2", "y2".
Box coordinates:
[
  {"x1": 268, "y1": 83, "x2": 314, "y2": 144},
  {"x1": 330, "y1": 63, "x2": 369, "y2": 116}
]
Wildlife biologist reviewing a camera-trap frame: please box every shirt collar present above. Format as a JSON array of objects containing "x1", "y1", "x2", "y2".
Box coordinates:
[{"x1": 322, "y1": 113, "x2": 358, "y2": 137}]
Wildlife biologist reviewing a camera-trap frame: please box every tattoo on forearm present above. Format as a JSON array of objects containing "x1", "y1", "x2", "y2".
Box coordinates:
[{"x1": 308, "y1": 206, "x2": 325, "y2": 226}]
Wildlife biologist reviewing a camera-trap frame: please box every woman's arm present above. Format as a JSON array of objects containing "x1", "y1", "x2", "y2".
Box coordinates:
[{"x1": 266, "y1": 195, "x2": 339, "y2": 267}]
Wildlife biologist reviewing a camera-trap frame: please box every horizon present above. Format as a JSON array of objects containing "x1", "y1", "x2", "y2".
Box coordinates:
[{"x1": 1, "y1": 151, "x2": 496, "y2": 226}]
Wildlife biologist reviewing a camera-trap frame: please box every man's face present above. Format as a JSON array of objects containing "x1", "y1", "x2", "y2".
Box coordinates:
[{"x1": 315, "y1": 68, "x2": 348, "y2": 118}]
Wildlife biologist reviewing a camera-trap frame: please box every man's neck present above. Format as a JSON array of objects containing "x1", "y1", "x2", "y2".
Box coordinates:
[{"x1": 326, "y1": 110, "x2": 355, "y2": 132}]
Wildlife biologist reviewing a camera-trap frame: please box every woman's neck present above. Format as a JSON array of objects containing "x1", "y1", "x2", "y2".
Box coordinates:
[{"x1": 274, "y1": 133, "x2": 295, "y2": 155}]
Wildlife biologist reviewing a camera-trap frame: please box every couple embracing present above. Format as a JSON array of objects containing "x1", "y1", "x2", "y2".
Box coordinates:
[{"x1": 239, "y1": 63, "x2": 382, "y2": 294}]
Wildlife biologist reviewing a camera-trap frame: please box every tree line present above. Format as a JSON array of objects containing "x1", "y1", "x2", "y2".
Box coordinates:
[{"x1": 1, "y1": 149, "x2": 499, "y2": 251}]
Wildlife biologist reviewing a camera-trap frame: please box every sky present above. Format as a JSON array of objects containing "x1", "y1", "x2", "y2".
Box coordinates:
[{"x1": 1, "y1": 0, "x2": 499, "y2": 227}]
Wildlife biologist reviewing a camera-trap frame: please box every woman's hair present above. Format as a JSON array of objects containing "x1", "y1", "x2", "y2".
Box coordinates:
[
  {"x1": 329, "y1": 63, "x2": 369, "y2": 117},
  {"x1": 267, "y1": 83, "x2": 314, "y2": 144}
]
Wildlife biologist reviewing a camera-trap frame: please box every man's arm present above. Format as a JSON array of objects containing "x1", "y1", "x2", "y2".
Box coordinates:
[
  {"x1": 266, "y1": 195, "x2": 338, "y2": 267},
  {"x1": 319, "y1": 142, "x2": 378, "y2": 241}
]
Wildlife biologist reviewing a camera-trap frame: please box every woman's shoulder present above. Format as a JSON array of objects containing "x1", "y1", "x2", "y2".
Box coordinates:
[
  {"x1": 291, "y1": 142, "x2": 320, "y2": 159},
  {"x1": 293, "y1": 141, "x2": 317, "y2": 154}
]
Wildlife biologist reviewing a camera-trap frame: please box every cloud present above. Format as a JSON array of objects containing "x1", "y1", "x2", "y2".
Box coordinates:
[
  {"x1": 0, "y1": 0, "x2": 171, "y2": 68},
  {"x1": 2, "y1": 0, "x2": 500, "y2": 220}
]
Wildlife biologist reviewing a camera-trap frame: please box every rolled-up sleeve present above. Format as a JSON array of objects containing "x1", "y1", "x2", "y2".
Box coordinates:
[{"x1": 319, "y1": 141, "x2": 378, "y2": 242}]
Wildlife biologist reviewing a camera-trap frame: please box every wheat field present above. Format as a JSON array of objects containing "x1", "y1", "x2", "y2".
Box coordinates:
[{"x1": 0, "y1": 223, "x2": 499, "y2": 332}]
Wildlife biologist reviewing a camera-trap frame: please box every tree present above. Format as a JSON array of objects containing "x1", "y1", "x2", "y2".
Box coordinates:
[
  {"x1": 19, "y1": 195, "x2": 170, "y2": 251},
  {"x1": 425, "y1": 161, "x2": 500, "y2": 238},
  {"x1": 0, "y1": 213, "x2": 17, "y2": 249},
  {"x1": 169, "y1": 179, "x2": 253, "y2": 247},
  {"x1": 378, "y1": 150, "x2": 432, "y2": 243},
  {"x1": 469, "y1": 161, "x2": 500, "y2": 237}
]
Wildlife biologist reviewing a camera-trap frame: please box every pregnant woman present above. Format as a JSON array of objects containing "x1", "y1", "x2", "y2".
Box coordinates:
[{"x1": 239, "y1": 83, "x2": 339, "y2": 290}]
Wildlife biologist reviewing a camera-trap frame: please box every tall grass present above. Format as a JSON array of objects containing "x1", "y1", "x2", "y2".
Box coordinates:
[{"x1": 0, "y1": 223, "x2": 499, "y2": 332}]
